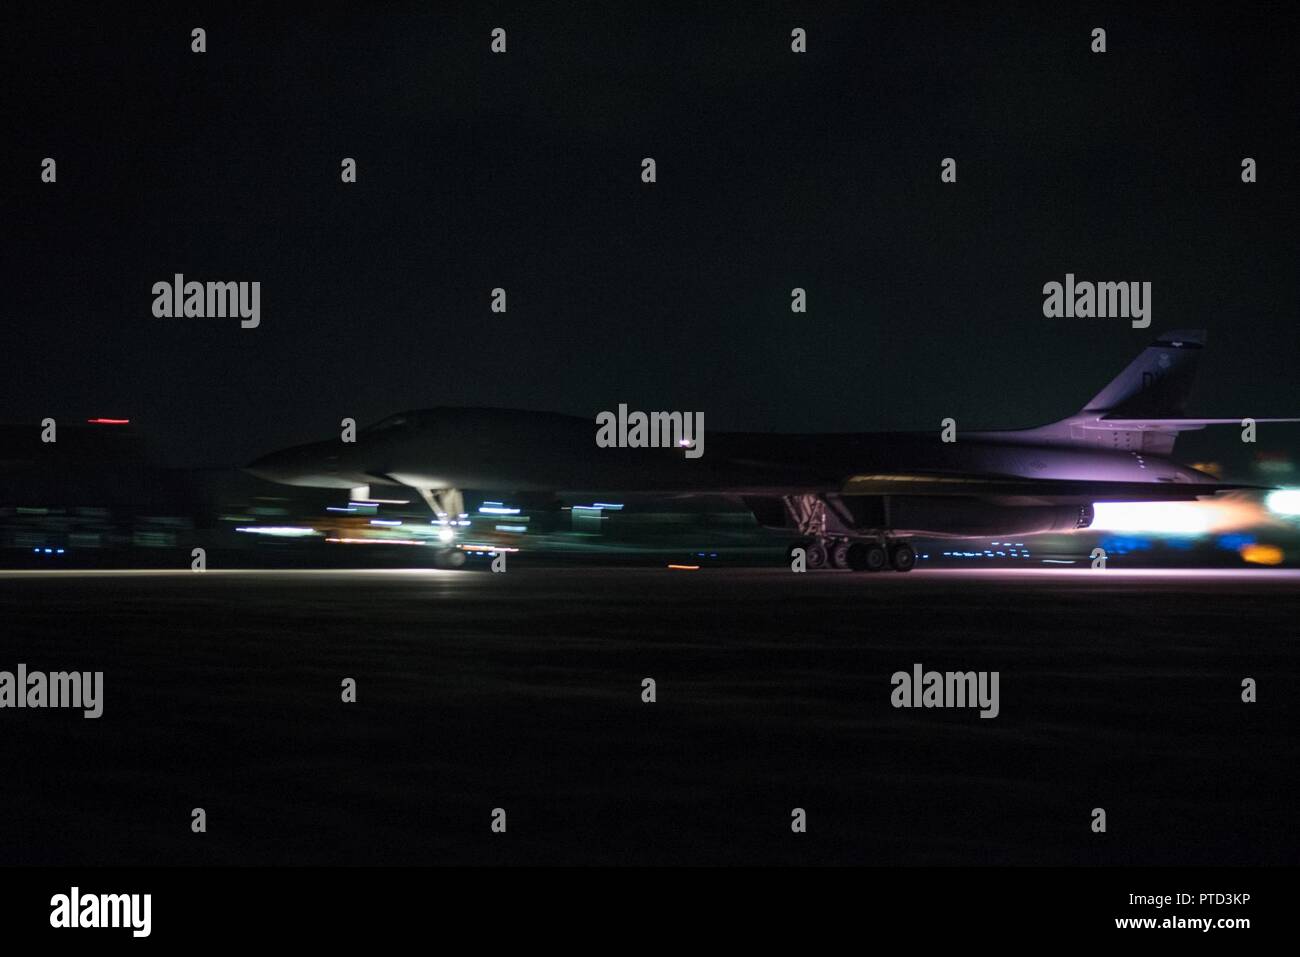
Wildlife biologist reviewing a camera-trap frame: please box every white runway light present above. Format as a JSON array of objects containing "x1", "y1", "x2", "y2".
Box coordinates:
[{"x1": 234, "y1": 526, "x2": 319, "y2": 537}]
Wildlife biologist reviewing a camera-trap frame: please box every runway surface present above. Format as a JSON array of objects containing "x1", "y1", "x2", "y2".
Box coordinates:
[{"x1": 0, "y1": 567, "x2": 1296, "y2": 865}]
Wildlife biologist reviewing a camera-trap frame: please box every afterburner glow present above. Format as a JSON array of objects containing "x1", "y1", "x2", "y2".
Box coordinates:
[
  {"x1": 1265, "y1": 489, "x2": 1300, "y2": 516},
  {"x1": 1088, "y1": 500, "x2": 1265, "y2": 535}
]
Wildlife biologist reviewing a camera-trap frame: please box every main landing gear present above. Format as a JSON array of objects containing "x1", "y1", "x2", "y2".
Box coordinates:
[
  {"x1": 780, "y1": 494, "x2": 916, "y2": 573},
  {"x1": 788, "y1": 538, "x2": 916, "y2": 573}
]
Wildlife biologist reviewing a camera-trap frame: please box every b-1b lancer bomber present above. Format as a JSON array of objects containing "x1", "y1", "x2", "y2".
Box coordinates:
[{"x1": 247, "y1": 330, "x2": 1295, "y2": 571}]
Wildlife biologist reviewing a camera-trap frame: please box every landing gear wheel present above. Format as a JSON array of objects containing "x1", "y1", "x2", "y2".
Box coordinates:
[
  {"x1": 888, "y1": 542, "x2": 916, "y2": 572},
  {"x1": 845, "y1": 542, "x2": 870, "y2": 571},
  {"x1": 863, "y1": 542, "x2": 888, "y2": 572},
  {"x1": 786, "y1": 539, "x2": 827, "y2": 570},
  {"x1": 830, "y1": 541, "x2": 851, "y2": 569}
]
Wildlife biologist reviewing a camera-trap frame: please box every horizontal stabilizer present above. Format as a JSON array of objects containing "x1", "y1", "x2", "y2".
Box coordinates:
[{"x1": 1099, "y1": 417, "x2": 1300, "y2": 430}]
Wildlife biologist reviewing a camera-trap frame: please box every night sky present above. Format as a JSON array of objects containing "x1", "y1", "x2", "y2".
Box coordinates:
[{"x1": 5, "y1": 2, "x2": 1297, "y2": 467}]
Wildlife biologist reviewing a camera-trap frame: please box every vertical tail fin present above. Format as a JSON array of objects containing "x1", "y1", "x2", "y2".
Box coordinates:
[
  {"x1": 986, "y1": 330, "x2": 1298, "y2": 452},
  {"x1": 1081, "y1": 329, "x2": 1205, "y2": 418},
  {"x1": 989, "y1": 330, "x2": 1207, "y2": 453}
]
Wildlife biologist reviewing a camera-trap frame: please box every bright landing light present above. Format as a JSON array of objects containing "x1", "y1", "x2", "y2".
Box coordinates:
[{"x1": 437, "y1": 527, "x2": 455, "y2": 544}]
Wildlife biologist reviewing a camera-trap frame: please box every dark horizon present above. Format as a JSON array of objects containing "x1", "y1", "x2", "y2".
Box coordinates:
[{"x1": 6, "y1": 2, "x2": 1297, "y2": 467}]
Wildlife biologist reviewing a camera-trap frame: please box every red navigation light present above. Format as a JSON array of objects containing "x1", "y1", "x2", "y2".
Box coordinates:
[{"x1": 86, "y1": 418, "x2": 130, "y2": 425}]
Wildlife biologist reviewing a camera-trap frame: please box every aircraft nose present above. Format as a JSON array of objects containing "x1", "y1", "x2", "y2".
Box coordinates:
[
  {"x1": 244, "y1": 447, "x2": 301, "y2": 484},
  {"x1": 245, "y1": 442, "x2": 359, "y2": 488}
]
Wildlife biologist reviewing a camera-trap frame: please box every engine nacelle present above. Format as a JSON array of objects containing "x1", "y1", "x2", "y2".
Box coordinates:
[
  {"x1": 885, "y1": 498, "x2": 1094, "y2": 538},
  {"x1": 744, "y1": 494, "x2": 1095, "y2": 539}
]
